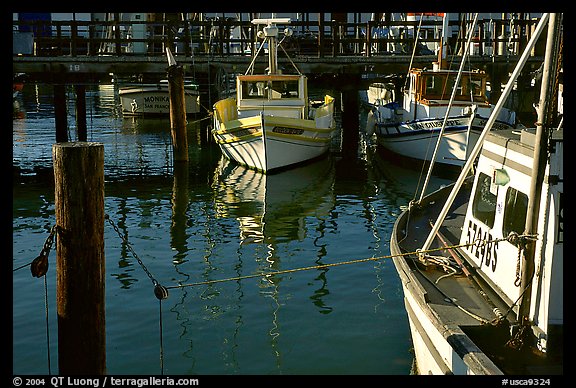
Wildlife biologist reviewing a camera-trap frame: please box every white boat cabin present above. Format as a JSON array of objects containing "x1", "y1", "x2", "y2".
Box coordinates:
[
  {"x1": 236, "y1": 74, "x2": 308, "y2": 120},
  {"x1": 403, "y1": 68, "x2": 491, "y2": 119},
  {"x1": 459, "y1": 128, "x2": 563, "y2": 353}
]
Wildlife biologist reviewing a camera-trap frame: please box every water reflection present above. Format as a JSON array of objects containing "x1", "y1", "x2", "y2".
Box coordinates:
[
  {"x1": 13, "y1": 82, "x2": 418, "y2": 374},
  {"x1": 212, "y1": 156, "x2": 336, "y2": 248}
]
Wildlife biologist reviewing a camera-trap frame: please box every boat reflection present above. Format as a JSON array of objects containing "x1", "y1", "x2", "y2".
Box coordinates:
[{"x1": 212, "y1": 156, "x2": 336, "y2": 248}]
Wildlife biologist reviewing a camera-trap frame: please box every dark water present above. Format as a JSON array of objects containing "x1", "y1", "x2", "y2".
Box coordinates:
[{"x1": 12, "y1": 82, "x2": 452, "y2": 375}]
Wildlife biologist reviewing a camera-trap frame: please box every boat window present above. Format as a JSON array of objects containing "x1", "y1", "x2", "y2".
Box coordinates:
[
  {"x1": 242, "y1": 81, "x2": 266, "y2": 98},
  {"x1": 467, "y1": 77, "x2": 483, "y2": 97},
  {"x1": 270, "y1": 80, "x2": 299, "y2": 99},
  {"x1": 425, "y1": 75, "x2": 444, "y2": 96},
  {"x1": 241, "y1": 80, "x2": 299, "y2": 99},
  {"x1": 502, "y1": 187, "x2": 528, "y2": 243},
  {"x1": 472, "y1": 172, "x2": 497, "y2": 228}
]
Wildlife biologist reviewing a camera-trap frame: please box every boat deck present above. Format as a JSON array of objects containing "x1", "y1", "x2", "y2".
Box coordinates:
[{"x1": 392, "y1": 178, "x2": 562, "y2": 374}]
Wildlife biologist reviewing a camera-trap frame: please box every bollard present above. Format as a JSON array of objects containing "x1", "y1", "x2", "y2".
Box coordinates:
[
  {"x1": 53, "y1": 142, "x2": 106, "y2": 375},
  {"x1": 167, "y1": 64, "x2": 188, "y2": 162}
]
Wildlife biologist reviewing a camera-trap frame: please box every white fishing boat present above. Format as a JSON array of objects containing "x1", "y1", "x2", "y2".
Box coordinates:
[
  {"x1": 211, "y1": 18, "x2": 336, "y2": 174},
  {"x1": 365, "y1": 13, "x2": 519, "y2": 169},
  {"x1": 119, "y1": 79, "x2": 200, "y2": 116},
  {"x1": 390, "y1": 13, "x2": 563, "y2": 375}
]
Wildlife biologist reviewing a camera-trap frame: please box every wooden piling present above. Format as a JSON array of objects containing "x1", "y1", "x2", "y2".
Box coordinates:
[
  {"x1": 54, "y1": 84, "x2": 68, "y2": 143},
  {"x1": 75, "y1": 84, "x2": 87, "y2": 141},
  {"x1": 53, "y1": 142, "x2": 106, "y2": 375},
  {"x1": 167, "y1": 64, "x2": 188, "y2": 162},
  {"x1": 340, "y1": 74, "x2": 360, "y2": 158}
]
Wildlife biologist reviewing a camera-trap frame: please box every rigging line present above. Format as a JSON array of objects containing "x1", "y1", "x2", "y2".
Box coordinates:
[
  {"x1": 166, "y1": 237, "x2": 511, "y2": 290},
  {"x1": 409, "y1": 254, "x2": 491, "y2": 324},
  {"x1": 403, "y1": 15, "x2": 424, "y2": 90},
  {"x1": 43, "y1": 274, "x2": 52, "y2": 375},
  {"x1": 158, "y1": 299, "x2": 165, "y2": 375}
]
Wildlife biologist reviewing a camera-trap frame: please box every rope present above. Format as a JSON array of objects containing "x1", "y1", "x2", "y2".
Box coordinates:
[
  {"x1": 166, "y1": 236, "x2": 514, "y2": 290},
  {"x1": 43, "y1": 274, "x2": 52, "y2": 375}
]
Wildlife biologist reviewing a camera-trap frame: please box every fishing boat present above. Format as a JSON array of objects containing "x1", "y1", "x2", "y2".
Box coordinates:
[
  {"x1": 390, "y1": 13, "x2": 563, "y2": 375},
  {"x1": 364, "y1": 13, "x2": 519, "y2": 169},
  {"x1": 119, "y1": 79, "x2": 200, "y2": 116},
  {"x1": 211, "y1": 18, "x2": 336, "y2": 174}
]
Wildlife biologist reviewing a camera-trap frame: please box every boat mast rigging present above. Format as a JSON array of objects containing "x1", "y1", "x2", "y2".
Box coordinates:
[
  {"x1": 418, "y1": 13, "x2": 551, "y2": 257},
  {"x1": 417, "y1": 13, "x2": 478, "y2": 204}
]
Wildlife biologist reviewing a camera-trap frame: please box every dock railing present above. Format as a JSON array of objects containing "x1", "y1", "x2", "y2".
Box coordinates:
[{"x1": 13, "y1": 17, "x2": 544, "y2": 59}]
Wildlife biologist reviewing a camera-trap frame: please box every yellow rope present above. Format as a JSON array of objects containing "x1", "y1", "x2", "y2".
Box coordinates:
[{"x1": 165, "y1": 237, "x2": 506, "y2": 290}]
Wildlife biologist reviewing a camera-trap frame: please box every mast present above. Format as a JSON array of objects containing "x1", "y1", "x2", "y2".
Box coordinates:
[
  {"x1": 418, "y1": 13, "x2": 478, "y2": 203},
  {"x1": 517, "y1": 13, "x2": 562, "y2": 324},
  {"x1": 252, "y1": 18, "x2": 291, "y2": 75},
  {"x1": 419, "y1": 13, "x2": 550, "y2": 255}
]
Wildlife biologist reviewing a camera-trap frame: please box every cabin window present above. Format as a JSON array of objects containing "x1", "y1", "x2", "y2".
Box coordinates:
[
  {"x1": 472, "y1": 172, "x2": 497, "y2": 228},
  {"x1": 242, "y1": 81, "x2": 266, "y2": 98},
  {"x1": 241, "y1": 80, "x2": 299, "y2": 99},
  {"x1": 425, "y1": 75, "x2": 444, "y2": 96},
  {"x1": 270, "y1": 80, "x2": 299, "y2": 99},
  {"x1": 502, "y1": 187, "x2": 528, "y2": 241},
  {"x1": 467, "y1": 77, "x2": 483, "y2": 97}
]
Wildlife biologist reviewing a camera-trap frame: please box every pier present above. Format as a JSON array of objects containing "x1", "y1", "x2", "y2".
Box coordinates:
[{"x1": 13, "y1": 14, "x2": 546, "y2": 84}]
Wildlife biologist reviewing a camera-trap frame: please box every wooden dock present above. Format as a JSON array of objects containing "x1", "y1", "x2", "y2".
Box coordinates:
[{"x1": 13, "y1": 15, "x2": 546, "y2": 83}]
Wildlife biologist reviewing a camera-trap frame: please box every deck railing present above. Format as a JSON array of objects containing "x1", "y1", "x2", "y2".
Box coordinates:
[{"x1": 13, "y1": 17, "x2": 544, "y2": 59}]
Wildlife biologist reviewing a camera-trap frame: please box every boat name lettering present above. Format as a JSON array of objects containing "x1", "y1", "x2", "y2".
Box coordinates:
[
  {"x1": 144, "y1": 104, "x2": 169, "y2": 110},
  {"x1": 408, "y1": 119, "x2": 463, "y2": 130},
  {"x1": 465, "y1": 220, "x2": 498, "y2": 272},
  {"x1": 273, "y1": 127, "x2": 304, "y2": 135},
  {"x1": 475, "y1": 119, "x2": 510, "y2": 131},
  {"x1": 144, "y1": 96, "x2": 169, "y2": 103}
]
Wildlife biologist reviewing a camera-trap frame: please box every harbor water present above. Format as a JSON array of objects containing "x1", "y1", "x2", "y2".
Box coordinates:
[{"x1": 13, "y1": 82, "x2": 452, "y2": 375}]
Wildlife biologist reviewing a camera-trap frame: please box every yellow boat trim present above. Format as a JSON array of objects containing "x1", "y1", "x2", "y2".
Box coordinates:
[
  {"x1": 264, "y1": 115, "x2": 334, "y2": 133},
  {"x1": 266, "y1": 131, "x2": 331, "y2": 143},
  {"x1": 215, "y1": 131, "x2": 261, "y2": 144},
  {"x1": 214, "y1": 116, "x2": 262, "y2": 134}
]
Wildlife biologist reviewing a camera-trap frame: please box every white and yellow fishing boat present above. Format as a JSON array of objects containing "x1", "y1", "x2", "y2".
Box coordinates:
[{"x1": 211, "y1": 18, "x2": 336, "y2": 174}]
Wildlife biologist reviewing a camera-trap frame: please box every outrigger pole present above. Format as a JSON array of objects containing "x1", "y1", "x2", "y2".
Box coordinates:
[
  {"x1": 418, "y1": 13, "x2": 478, "y2": 203},
  {"x1": 418, "y1": 13, "x2": 550, "y2": 256}
]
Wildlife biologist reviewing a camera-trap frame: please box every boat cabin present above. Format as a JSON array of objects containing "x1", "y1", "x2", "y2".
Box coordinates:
[
  {"x1": 236, "y1": 74, "x2": 308, "y2": 119},
  {"x1": 401, "y1": 68, "x2": 492, "y2": 121},
  {"x1": 460, "y1": 128, "x2": 563, "y2": 353},
  {"x1": 404, "y1": 68, "x2": 489, "y2": 107}
]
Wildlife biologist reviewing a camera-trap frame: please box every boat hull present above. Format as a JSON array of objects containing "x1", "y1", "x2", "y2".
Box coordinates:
[
  {"x1": 373, "y1": 115, "x2": 515, "y2": 167},
  {"x1": 119, "y1": 85, "x2": 200, "y2": 116},
  {"x1": 391, "y1": 181, "x2": 505, "y2": 375},
  {"x1": 390, "y1": 129, "x2": 563, "y2": 375},
  {"x1": 212, "y1": 114, "x2": 334, "y2": 173}
]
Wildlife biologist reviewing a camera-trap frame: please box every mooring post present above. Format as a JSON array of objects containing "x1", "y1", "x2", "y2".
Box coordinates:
[
  {"x1": 167, "y1": 64, "x2": 189, "y2": 162},
  {"x1": 340, "y1": 74, "x2": 360, "y2": 158},
  {"x1": 75, "y1": 84, "x2": 87, "y2": 141},
  {"x1": 170, "y1": 161, "x2": 189, "y2": 262},
  {"x1": 54, "y1": 84, "x2": 68, "y2": 143},
  {"x1": 53, "y1": 142, "x2": 106, "y2": 375}
]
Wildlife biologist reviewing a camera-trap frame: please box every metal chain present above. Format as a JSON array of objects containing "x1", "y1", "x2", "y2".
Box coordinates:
[
  {"x1": 30, "y1": 225, "x2": 58, "y2": 278},
  {"x1": 105, "y1": 214, "x2": 169, "y2": 300}
]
